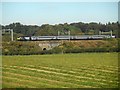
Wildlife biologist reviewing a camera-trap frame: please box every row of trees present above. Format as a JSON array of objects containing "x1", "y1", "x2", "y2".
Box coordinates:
[{"x1": 2, "y1": 21, "x2": 119, "y2": 38}]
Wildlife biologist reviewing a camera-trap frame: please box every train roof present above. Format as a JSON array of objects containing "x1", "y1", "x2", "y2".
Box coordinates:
[{"x1": 18, "y1": 35, "x2": 112, "y2": 37}]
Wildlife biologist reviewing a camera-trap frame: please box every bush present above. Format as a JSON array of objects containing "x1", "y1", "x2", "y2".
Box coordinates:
[{"x1": 2, "y1": 41, "x2": 42, "y2": 55}]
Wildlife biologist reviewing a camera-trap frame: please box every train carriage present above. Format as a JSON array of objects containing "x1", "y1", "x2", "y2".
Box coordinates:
[{"x1": 17, "y1": 35, "x2": 115, "y2": 41}]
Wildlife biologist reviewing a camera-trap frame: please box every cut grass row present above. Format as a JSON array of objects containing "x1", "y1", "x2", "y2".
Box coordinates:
[
  {"x1": 3, "y1": 65, "x2": 118, "y2": 81},
  {"x1": 3, "y1": 68, "x2": 95, "y2": 88},
  {"x1": 3, "y1": 64, "x2": 118, "y2": 88},
  {"x1": 2, "y1": 53, "x2": 118, "y2": 88}
]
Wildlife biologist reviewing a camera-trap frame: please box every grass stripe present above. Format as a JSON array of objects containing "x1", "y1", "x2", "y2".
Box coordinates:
[
  {"x1": 6, "y1": 65, "x2": 118, "y2": 83},
  {"x1": 3, "y1": 71, "x2": 88, "y2": 88},
  {"x1": 3, "y1": 76, "x2": 37, "y2": 88},
  {"x1": 24, "y1": 65, "x2": 118, "y2": 80},
  {"x1": 3, "y1": 68, "x2": 98, "y2": 88},
  {"x1": 4, "y1": 66, "x2": 111, "y2": 82},
  {"x1": 3, "y1": 66, "x2": 118, "y2": 88},
  {"x1": 24, "y1": 64, "x2": 117, "y2": 77},
  {"x1": 2, "y1": 81, "x2": 33, "y2": 88},
  {"x1": 3, "y1": 76, "x2": 64, "y2": 88}
]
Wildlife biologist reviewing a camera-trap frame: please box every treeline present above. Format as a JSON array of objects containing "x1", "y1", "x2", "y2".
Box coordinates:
[
  {"x1": 2, "y1": 39, "x2": 119, "y2": 55},
  {"x1": 2, "y1": 22, "x2": 119, "y2": 38}
]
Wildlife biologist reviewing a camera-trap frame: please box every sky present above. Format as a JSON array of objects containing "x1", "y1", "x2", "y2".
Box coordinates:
[
  {"x1": 1, "y1": 1, "x2": 119, "y2": 26},
  {"x1": 1, "y1": 0, "x2": 120, "y2": 2}
]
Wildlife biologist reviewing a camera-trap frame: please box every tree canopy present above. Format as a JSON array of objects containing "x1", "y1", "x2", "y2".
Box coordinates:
[{"x1": 2, "y1": 21, "x2": 119, "y2": 38}]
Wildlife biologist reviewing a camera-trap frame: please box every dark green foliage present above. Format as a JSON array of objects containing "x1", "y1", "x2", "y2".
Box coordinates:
[
  {"x1": 2, "y1": 21, "x2": 119, "y2": 38},
  {"x1": 3, "y1": 22, "x2": 40, "y2": 36},
  {"x1": 64, "y1": 47, "x2": 118, "y2": 54}
]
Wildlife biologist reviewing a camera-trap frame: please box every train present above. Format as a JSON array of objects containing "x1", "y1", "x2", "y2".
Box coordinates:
[{"x1": 17, "y1": 35, "x2": 115, "y2": 41}]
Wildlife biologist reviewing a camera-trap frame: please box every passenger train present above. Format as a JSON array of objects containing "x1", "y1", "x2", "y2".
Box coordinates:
[{"x1": 17, "y1": 35, "x2": 115, "y2": 41}]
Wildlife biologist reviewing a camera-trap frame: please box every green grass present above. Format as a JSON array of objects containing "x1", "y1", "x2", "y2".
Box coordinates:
[{"x1": 2, "y1": 53, "x2": 119, "y2": 88}]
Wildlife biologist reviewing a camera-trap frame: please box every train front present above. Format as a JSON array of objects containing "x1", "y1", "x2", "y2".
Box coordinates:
[{"x1": 17, "y1": 36, "x2": 31, "y2": 41}]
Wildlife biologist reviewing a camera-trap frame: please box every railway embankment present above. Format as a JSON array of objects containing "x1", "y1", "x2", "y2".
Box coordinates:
[{"x1": 2, "y1": 38, "x2": 119, "y2": 55}]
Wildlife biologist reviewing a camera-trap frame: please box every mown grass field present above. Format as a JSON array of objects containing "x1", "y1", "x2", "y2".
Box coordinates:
[{"x1": 2, "y1": 53, "x2": 119, "y2": 88}]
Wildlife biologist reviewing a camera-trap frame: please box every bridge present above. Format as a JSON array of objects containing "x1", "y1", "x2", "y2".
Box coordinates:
[{"x1": 34, "y1": 41, "x2": 63, "y2": 50}]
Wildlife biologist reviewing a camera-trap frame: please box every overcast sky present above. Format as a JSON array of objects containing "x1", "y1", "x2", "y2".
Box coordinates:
[{"x1": 1, "y1": 1, "x2": 119, "y2": 25}]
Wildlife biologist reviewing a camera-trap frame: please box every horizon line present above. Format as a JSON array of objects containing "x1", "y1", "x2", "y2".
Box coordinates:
[{"x1": 1, "y1": 21, "x2": 118, "y2": 26}]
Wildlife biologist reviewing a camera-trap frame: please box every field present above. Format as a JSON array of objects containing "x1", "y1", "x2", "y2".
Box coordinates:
[{"x1": 2, "y1": 53, "x2": 119, "y2": 88}]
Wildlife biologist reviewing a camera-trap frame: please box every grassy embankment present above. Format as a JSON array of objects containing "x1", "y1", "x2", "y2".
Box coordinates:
[{"x1": 2, "y1": 38, "x2": 118, "y2": 55}]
